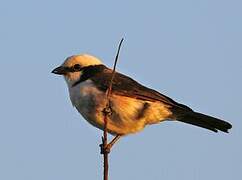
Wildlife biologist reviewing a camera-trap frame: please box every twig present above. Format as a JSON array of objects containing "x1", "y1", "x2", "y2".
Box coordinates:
[{"x1": 101, "y1": 38, "x2": 124, "y2": 180}]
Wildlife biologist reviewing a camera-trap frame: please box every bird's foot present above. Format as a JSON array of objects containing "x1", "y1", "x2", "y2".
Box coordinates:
[
  {"x1": 99, "y1": 135, "x2": 121, "y2": 154},
  {"x1": 102, "y1": 105, "x2": 112, "y2": 116},
  {"x1": 99, "y1": 143, "x2": 111, "y2": 154}
]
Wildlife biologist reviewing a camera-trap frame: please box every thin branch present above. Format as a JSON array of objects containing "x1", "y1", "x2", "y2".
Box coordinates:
[
  {"x1": 101, "y1": 38, "x2": 124, "y2": 180},
  {"x1": 107, "y1": 38, "x2": 124, "y2": 98}
]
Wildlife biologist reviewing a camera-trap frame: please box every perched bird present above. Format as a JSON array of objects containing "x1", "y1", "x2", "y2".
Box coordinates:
[{"x1": 52, "y1": 54, "x2": 232, "y2": 149}]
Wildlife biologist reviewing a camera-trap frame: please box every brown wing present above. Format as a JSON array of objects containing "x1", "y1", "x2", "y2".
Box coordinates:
[{"x1": 90, "y1": 68, "x2": 192, "y2": 111}]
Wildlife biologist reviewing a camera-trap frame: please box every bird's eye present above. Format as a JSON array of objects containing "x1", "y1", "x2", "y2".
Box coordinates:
[{"x1": 73, "y1": 64, "x2": 82, "y2": 71}]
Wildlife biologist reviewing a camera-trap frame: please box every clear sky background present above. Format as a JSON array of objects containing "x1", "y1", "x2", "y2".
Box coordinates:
[{"x1": 0, "y1": 0, "x2": 241, "y2": 179}]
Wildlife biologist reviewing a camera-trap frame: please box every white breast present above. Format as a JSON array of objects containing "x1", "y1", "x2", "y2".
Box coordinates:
[{"x1": 68, "y1": 80, "x2": 104, "y2": 120}]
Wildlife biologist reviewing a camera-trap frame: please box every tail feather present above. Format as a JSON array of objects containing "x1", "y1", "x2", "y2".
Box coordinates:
[{"x1": 176, "y1": 111, "x2": 232, "y2": 133}]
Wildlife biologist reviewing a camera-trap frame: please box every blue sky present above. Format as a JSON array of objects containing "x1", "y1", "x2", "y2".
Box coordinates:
[{"x1": 0, "y1": 0, "x2": 241, "y2": 179}]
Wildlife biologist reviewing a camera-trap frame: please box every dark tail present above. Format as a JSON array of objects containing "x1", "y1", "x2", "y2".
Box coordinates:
[{"x1": 176, "y1": 111, "x2": 232, "y2": 133}]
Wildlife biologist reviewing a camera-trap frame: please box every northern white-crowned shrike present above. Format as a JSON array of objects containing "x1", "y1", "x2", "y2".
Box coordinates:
[{"x1": 52, "y1": 54, "x2": 232, "y2": 149}]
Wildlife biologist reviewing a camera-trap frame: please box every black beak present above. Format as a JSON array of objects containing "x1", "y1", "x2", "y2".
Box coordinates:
[{"x1": 51, "y1": 66, "x2": 68, "y2": 75}]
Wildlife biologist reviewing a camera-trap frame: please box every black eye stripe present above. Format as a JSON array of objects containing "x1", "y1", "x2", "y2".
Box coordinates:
[{"x1": 72, "y1": 65, "x2": 106, "y2": 87}]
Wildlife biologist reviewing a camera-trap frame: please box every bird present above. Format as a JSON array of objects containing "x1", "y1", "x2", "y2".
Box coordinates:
[{"x1": 52, "y1": 54, "x2": 232, "y2": 150}]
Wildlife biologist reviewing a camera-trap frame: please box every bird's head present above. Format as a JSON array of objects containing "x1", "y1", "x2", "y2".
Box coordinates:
[{"x1": 52, "y1": 54, "x2": 103, "y2": 86}]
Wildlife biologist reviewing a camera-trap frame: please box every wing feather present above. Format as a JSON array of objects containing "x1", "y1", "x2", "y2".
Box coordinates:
[{"x1": 90, "y1": 68, "x2": 192, "y2": 111}]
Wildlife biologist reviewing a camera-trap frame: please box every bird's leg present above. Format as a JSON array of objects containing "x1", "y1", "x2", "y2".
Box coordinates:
[
  {"x1": 100, "y1": 135, "x2": 121, "y2": 154},
  {"x1": 107, "y1": 135, "x2": 121, "y2": 150},
  {"x1": 100, "y1": 102, "x2": 121, "y2": 154}
]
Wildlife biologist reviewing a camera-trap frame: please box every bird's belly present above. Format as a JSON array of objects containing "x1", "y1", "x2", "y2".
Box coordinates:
[
  {"x1": 70, "y1": 83, "x2": 172, "y2": 135},
  {"x1": 73, "y1": 94, "x2": 146, "y2": 135}
]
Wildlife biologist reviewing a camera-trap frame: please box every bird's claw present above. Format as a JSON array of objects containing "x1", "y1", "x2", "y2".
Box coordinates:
[
  {"x1": 102, "y1": 106, "x2": 112, "y2": 116},
  {"x1": 99, "y1": 143, "x2": 111, "y2": 154}
]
